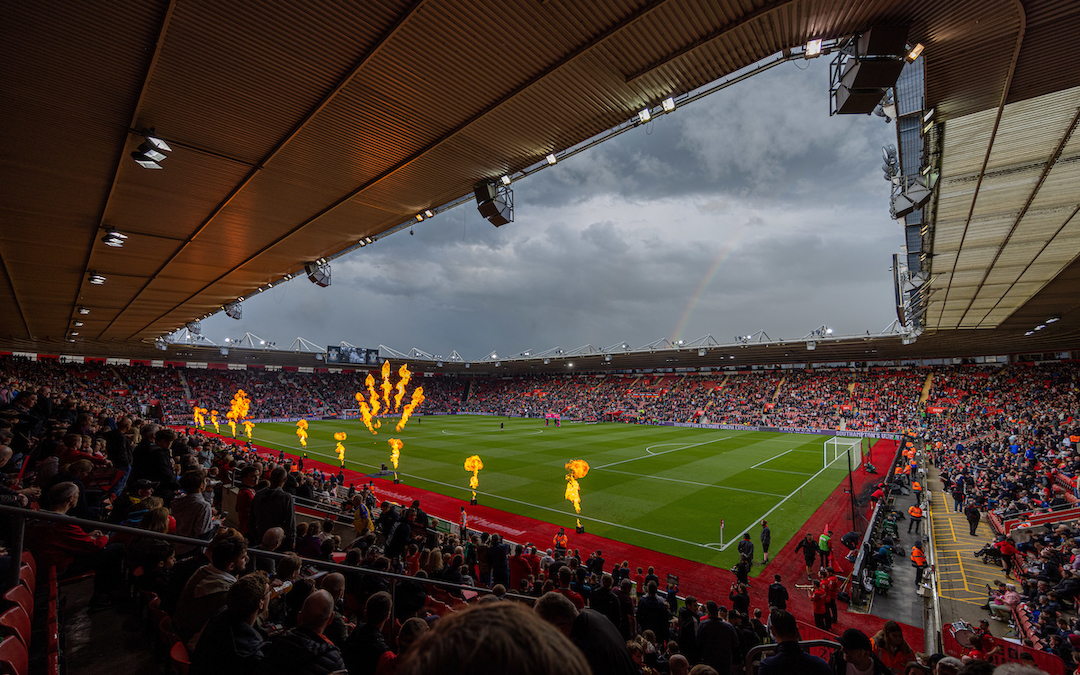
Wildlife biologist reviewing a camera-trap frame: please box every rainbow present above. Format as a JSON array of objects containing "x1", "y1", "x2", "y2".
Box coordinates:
[{"x1": 669, "y1": 233, "x2": 745, "y2": 343}]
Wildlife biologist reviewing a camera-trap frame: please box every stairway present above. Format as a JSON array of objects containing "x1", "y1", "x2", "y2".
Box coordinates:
[
  {"x1": 772, "y1": 376, "x2": 786, "y2": 401},
  {"x1": 919, "y1": 372, "x2": 934, "y2": 405},
  {"x1": 177, "y1": 369, "x2": 193, "y2": 400}
]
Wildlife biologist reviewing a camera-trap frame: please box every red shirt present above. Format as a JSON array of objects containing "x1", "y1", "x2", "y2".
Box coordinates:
[
  {"x1": 556, "y1": 587, "x2": 585, "y2": 610},
  {"x1": 25, "y1": 519, "x2": 107, "y2": 572},
  {"x1": 824, "y1": 575, "x2": 839, "y2": 601},
  {"x1": 811, "y1": 587, "x2": 827, "y2": 614},
  {"x1": 236, "y1": 486, "x2": 256, "y2": 536}
]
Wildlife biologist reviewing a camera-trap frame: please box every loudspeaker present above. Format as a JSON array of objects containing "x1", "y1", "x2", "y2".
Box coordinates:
[
  {"x1": 304, "y1": 261, "x2": 331, "y2": 287},
  {"x1": 833, "y1": 85, "x2": 885, "y2": 115},
  {"x1": 840, "y1": 58, "x2": 905, "y2": 90},
  {"x1": 474, "y1": 184, "x2": 497, "y2": 203},
  {"x1": 477, "y1": 194, "x2": 506, "y2": 219},
  {"x1": 475, "y1": 183, "x2": 513, "y2": 227},
  {"x1": 857, "y1": 26, "x2": 909, "y2": 57}
]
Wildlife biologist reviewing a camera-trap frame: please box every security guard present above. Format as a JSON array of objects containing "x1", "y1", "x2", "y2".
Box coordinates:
[
  {"x1": 912, "y1": 479, "x2": 923, "y2": 501},
  {"x1": 908, "y1": 501, "x2": 924, "y2": 534},
  {"x1": 911, "y1": 542, "x2": 927, "y2": 586},
  {"x1": 553, "y1": 527, "x2": 568, "y2": 555}
]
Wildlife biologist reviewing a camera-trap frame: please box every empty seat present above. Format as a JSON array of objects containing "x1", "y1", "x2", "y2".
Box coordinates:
[
  {"x1": 0, "y1": 606, "x2": 31, "y2": 647},
  {"x1": 0, "y1": 635, "x2": 28, "y2": 675}
]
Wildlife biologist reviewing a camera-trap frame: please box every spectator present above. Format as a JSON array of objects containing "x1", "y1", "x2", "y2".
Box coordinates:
[
  {"x1": 190, "y1": 571, "x2": 270, "y2": 675},
  {"x1": 173, "y1": 469, "x2": 215, "y2": 556},
  {"x1": 534, "y1": 590, "x2": 638, "y2": 675},
  {"x1": 870, "y1": 621, "x2": 917, "y2": 674},
  {"x1": 768, "y1": 574, "x2": 789, "y2": 611},
  {"x1": 257, "y1": 589, "x2": 345, "y2": 675},
  {"x1": 251, "y1": 467, "x2": 296, "y2": 551},
  {"x1": 174, "y1": 534, "x2": 250, "y2": 648},
  {"x1": 829, "y1": 628, "x2": 892, "y2": 674},
  {"x1": 342, "y1": 590, "x2": 393, "y2": 675},
  {"x1": 757, "y1": 609, "x2": 830, "y2": 675},
  {"x1": 131, "y1": 427, "x2": 181, "y2": 498},
  {"x1": 678, "y1": 596, "x2": 701, "y2": 664},
  {"x1": 320, "y1": 572, "x2": 349, "y2": 648},
  {"x1": 636, "y1": 581, "x2": 671, "y2": 645},
  {"x1": 25, "y1": 481, "x2": 125, "y2": 609},
  {"x1": 235, "y1": 464, "x2": 260, "y2": 540},
  {"x1": 696, "y1": 601, "x2": 738, "y2": 674},
  {"x1": 397, "y1": 602, "x2": 591, "y2": 675}
]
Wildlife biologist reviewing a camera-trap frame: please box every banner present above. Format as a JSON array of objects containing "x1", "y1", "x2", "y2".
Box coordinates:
[
  {"x1": 943, "y1": 624, "x2": 1063, "y2": 675},
  {"x1": 672, "y1": 422, "x2": 898, "y2": 439},
  {"x1": 926, "y1": 407, "x2": 945, "y2": 414}
]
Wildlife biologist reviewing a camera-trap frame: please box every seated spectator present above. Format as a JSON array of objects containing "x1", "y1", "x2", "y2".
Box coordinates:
[
  {"x1": 174, "y1": 533, "x2": 250, "y2": 648},
  {"x1": 25, "y1": 481, "x2": 125, "y2": 609},
  {"x1": 397, "y1": 602, "x2": 591, "y2": 675},
  {"x1": 989, "y1": 583, "x2": 1021, "y2": 622},
  {"x1": 829, "y1": 628, "x2": 892, "y2": 674},
  {"x1": 190, "y1": 571, "x2": 270, "y2": 675},
  {"x1": 249, "y1": 527, "x2": 285, "y2": 576},
  {"x1": 173, "y1": 469, "x2": 215, "y2": 556},
  {"x1": 110, "y1": 478, "x2": 159, "y2": 524},
  {"x1": 374, "y1": 616, "x2": 428, "y2": 675},
  {"x1": 870, "y1": 621, "x2": 917, "y2": 674},
  {"x1": 535, "y1": 590, "x2": 638, "y2": 675},
  {"x1": 257, "y1": 589, "x2": 345, "y2": 675}
]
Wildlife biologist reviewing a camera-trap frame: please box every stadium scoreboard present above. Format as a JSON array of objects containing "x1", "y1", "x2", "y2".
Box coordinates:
[{"x1": 326, "y1": 345, "x2": 381, "y2": 365}]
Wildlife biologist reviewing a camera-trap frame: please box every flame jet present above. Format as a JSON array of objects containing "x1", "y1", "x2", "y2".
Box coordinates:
[
  {"x1": 388, "y1": 438, "x2": 403, "y2": 481},
  {"x1": 380, "y1": 360, "x2": 393, "y2": 410},
  {"x1": 334, "y1": 432, "x2": 347, "y2": 467},
  {"x1": 464, "y1": 455, "x2": 484, "y2": 502},
  {"x1": 396, "y1": 387, "x2": 425, "y2": 431},
  {"x1": 243, "y1": 420, "x2": 254, "y2": 438},
  {"x1": 354, "y1": 393, "x2": 376, "y2": 434},
  {"x1": 296, "y1": 419, "x2": 309, "y2": 448},
  {"x1": 393, "y1": 364, "x2": 412, "y2": 412},
  {"x1": 211, "y1": 411, "x2": 219, "y2": 434},
  {"x1": 564, "y1": 459, "x2": 590, "y2": 529}
]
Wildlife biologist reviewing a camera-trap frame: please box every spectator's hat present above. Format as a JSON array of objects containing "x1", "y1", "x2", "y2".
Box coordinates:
[
  {"x1": 131, "y1": 478, "x2": 159, "y2": 491},
  {"x1": 839, "y1": 628, "x2": 872, "y2": 651}
]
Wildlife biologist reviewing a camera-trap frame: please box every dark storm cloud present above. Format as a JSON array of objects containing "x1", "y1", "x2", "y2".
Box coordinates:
[{"x1": 198, "y1": 58, "x2": 901, "y2": 358}]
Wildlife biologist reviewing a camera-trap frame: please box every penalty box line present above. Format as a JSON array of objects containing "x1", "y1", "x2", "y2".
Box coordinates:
[
  {"x1": 593, "y1": 436, "x2": 732, "y2": 469},
  {"x1": 711, "y1": 451, "x2": 851, "y2": 551}
]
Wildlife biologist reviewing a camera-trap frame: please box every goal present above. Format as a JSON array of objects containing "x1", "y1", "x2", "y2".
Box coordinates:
[{"x1": 824, "y1": 436, "x2": 863, "y2": 471}]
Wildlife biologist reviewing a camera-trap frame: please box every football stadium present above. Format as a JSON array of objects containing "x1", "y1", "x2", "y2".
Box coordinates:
[{"x1": 2, "y1": 2, "x2": 1080, "y2": 675}]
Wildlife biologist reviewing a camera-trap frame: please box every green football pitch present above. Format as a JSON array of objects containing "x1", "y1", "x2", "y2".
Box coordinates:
[{"x1": 243, "y1": 415, "x2": 864, "y2": 570}]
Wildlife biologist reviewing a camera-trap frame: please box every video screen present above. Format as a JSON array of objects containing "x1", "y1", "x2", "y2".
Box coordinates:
[{"x1": 326, "y1": 346, "x2": 368, "y2": 364}]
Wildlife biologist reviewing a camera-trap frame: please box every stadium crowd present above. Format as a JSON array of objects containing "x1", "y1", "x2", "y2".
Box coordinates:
[{"x1": 1, "y1": 354, "x2": 1078, "y2": 674}]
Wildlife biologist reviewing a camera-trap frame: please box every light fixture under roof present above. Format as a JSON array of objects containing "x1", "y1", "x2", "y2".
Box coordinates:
[
  {"x1": 546, "y1": 153, "x2": 557, "y2": 165},
  {"x1": 906, "y1": 43, "x2": 925, "y2": 61},
  {"x1": 88, "y1": 272, "x2": 106, "y2": 285},
  {"x1": 415, "y1": 214, "x2": 424, "y2": 222},
  {"x1": 78, "y1": 307, "x2": 90, "y2": 315},
  {"x1": 662, "y1": 97, "x2": 676, "y2": 112},
  {"x1": 424, "y1": 209, "x2": 434, "y2": 218},
  {"x1": 101, "y1": 230, "x2": 128, "y2": 248},
  {"x1": 805, "y1": 38, "x2": 823, "y2": 57},
  {"x1": 638, "y1": 108, "x2": 651, "y2": 123},
  {"x1": 1046, "y1": 316, "x2": 1061, "y2": 323},
  {"x1": 500, "y1": 175, "x2": 511, "y2": 186},
  {"x1": 225, "y1": 301, "x2": 242, "y2": 320},
  {"x1": 73, "y1": 321, "x2": 83, "y2": 327},
  {"x1": 131, "y1": 129, "x2": 172, "y2": 169},
  {"x1": 69, "y1": 331, "x2": 79, "y2": 336}
]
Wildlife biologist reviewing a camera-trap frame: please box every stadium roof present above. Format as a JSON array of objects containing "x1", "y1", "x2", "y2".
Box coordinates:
[{"x1": 2, "y1": 0, "x2": 1079, "y2": 360}]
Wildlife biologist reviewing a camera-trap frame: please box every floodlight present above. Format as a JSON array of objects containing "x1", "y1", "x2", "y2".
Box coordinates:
[
  {"x1": 1035, "y1": 324, "x2": 1045, "y2": 331},
  {"x1": 546, "y1": 153, "x2": 557, "y2": 165},
  {"x1": 495, "y1": 361, "x2": 501, "y2": 367},
  {"x1": 662, "y1": 97, "x2": 676, "y2": 112},
  {"x1": 73, "y1": 321, "x2": 83, "y2": 327},
  {"x1": 1046, "y1": 316, "x2": 1060, "y2": 323},
  {"x1": 698, "y1": 348, "x2": 706, "y2": 357},
  {"x1": 436, "y1": 361, "x2": 443, "y2": 367},
  {"x1": 1025, "y1": 331, "x2": 1035, "y2": 336},
  {"x1": 221, "y1": 347, "x2": 229, "y2": 356},
  {"x1": 544, "y1": 358, "x2": 551, "y2": 365},
  {"x1": 78, "y1": 307, "x2": 89, "y2": 314},
  {"x1": 69, "y1": 331, "x2": 79, "y2": 336},
  {"x1": 88, "y1": 272, "x2": 106, "y2": 285},
  {"x1": 568, "y1": 363, "x2": 573, "y2": 367},
  {"x1": 185, "y1": 320, "x2": 201, "y2": 335},
  {"x1": 922, "y1": 108, "x2": 935, "y2": 123},
  {"x1": 500, "y1": 175, "x2": 512, "y2": 186},
  {"x1": 131, "y1": 130, "x2": 172, "y2": 169},
  {"x1": 807, "y1": 341, "x2": 817, "y2": 350},
  {"x1": 423, "y1": 209, "x2": 434, "y2": 218},
  {"x1": 225, "y1": 301, "x2": 242, "y2": 320},
  {"x1": 415, "y1": 214, "x2": 424, "y2": 222},
  {"x1": 224, "y1": 338, "x2": 231, "y2": 343},
  {"x1": 805, "y1": 39, "x2": 823, "y2": 57},
  {"x1": 305, "y1": 261, "x2": 331, "y2": 287},
  {"x1": 145, "y1": 135, "x2": 171, "y2": 153},
  {"x1": 906, "y1": 43, "x2": 925, "y2": 61},
  {"x1": 102, "y1": 230, "x2": 128, "y2": 248},
  {"x1": 465, "y1": 363, "x2": 470, "y2": 368},
  {"x1": 638, "y1": 108, "x2": 651, "y2": 123},
  {"x1": 259, "y1": 340, "x2": 265, "y2": 345},
  {"x1": 604, "y1": 354, "x2": 611, "y2": 361}
]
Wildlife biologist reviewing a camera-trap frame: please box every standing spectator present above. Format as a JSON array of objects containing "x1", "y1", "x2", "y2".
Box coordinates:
[
  {"x1": 737, "y1": 532, "x2": 754, "y2": 563},
  {"x1": 796, "y1": 533, "x2": 819, "y2": 578},
  {"x1": 678, "y1": 596, "x2": 701, "y2": 664},
  {"x1": 173, "y1": 469, "x2": 215, "y2": 557},
  {"x1": 768, "y1": 574, "x2": 789, "y2": 611},
  {"x1": 534, "y1": 591, "x2": 638, "y2": 675},
  {"x1": 757, "y1": 609, "x2": 830, "y2": 675},
  {"x1": 509, "y1": 544, "x2": 532, "y2": 591},
  {"x1": 760, "y1": 520, "x2": 771, "y2": 564},
  {"x1": 696, "y1": 601, "x2": 738, "y2": 674},
  {"x1": 103, "y1": 416, "x2": 133, "y2": 497},
  {"x1": 614, "y1": 579, "x2": 636, "y2": 639},
  {"x1": 342, "y1": 591, "x2": 392, "y2": 675},
  {"x1": 251, "y1": 467, "x2": 296, "y2": 551},
  {"x1": 258, "y1": 590, "x2": 345, "y2": 675},
  {"x1": 964, "y1": 502, "x2": 982, "y2": 536},
  {"x1": 235, "y1": 465, "x2": 259, "y2": 541},
  {"x1": 635, "y1": 581, "x2": 671, "y2": 645},
  {"x1": 950, "y1": 479, "x2": 966, "y2": 513},
  {"x1": 823, "y1": 568, "x2": 840, "y2": 627},
  {"x1": 131, "y1": 427, "x2": 181, "y2": 499}
]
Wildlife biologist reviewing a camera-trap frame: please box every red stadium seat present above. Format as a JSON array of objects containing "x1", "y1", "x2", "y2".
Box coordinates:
[
  {"x1": 0, "y1": 635, "x2": 28, "y2": 675},
  {"x1": 0, "y1": 606, "x2": 31, "y2": 647},
  {"x1": 19, "y1": 552, "x2": 36, "y2": 580},
  {"x1": 169, "y1": 641, "x2": 190, "y2": 675},
  {"x1": 1, "y1": 586, "x2": 33, "y2": 623},
  {"x1": 18, "y1": 565, "x2": 35, "y2": 597}
]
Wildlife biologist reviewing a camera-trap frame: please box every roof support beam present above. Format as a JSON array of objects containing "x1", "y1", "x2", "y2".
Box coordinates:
[
  {"x1": 937, "y1": 0, "x2": 1026, "y2": 327},
  {"x1": 127, "y1": 0, "x2": 675, "y2": 339},
  {"x1": 108, "y1": 0, "x2": 427, "y2": 339},
  {"x1": 964, "y1": 106, "x2": 1080, "y2": 327}
]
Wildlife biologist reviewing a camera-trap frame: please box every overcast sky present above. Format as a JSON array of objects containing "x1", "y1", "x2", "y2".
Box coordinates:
[{"x1": 196, "y1": 59, "x2": 899, "y2": 359}]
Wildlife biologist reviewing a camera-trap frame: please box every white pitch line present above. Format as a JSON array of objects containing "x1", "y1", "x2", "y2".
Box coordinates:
[
  {"x1": 755, "y1": 468, "x2": 814, "y2": 476},
  {"x1": 595, "y1": 468, "x2": 788, "y2": 497},
  {"x1": 594, "y1": 436, "x2": 731, "y2": 469},
  {"x1": 750, "y1": 448, "x2": 795, "y2": 469},
  {"x1": 713, "y1": 452, "x2": 849, "y2": 551},
  {"x1": 440, "y1": 429, "x2": 545, "y2": 437}
]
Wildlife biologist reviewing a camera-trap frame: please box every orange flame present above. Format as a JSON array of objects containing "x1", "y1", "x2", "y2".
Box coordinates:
[
  {"x1": 396, "y1": 386, "x2": 425, "y2": 431},
  {"x1": 210, "y1": 410, "x2": 219, "y2": 433},
  {"x1": 355, "y1": 392, "x2": 377, "y2": 434},
  {"x1": 393, "y1": 364, "x2": 412, "y2": 412},
  {"x1": 388, "y1": 438, "x2": 403, "y2": 478},
  {"x1": 564, "y1": 459, "x2": 590, "y2": 515},
  {"x1": 380, "y1": 360, "x2": 393, "y2": 410},
  {"x1": 226, "y1": 389, "x2": 251, "y2": 438},
  {"x1": 464, "y1": 455, "x2": 483, "y2": 500},
  {"x1": 366, "y1": 373, "x2": 382, "y2": 419},
  {"x1": 193, "y1": 406, "x2": 207, "y2": 428},
  {"x1": 296, "y1": 419, "x2": 309, "y2": 447},
  {"x1": 334, "y1": 431, "x2": 347, "y2": 466},
  {"x1": 243, "y1": 420, "x2": 254, "y2": 438}
]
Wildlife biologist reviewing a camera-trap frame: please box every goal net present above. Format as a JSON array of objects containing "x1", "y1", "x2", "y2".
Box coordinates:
[{"x1": 824, "y1": 436, "x2": 864, "y2": 471}]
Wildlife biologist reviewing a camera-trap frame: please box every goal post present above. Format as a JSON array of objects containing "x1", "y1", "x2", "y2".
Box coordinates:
[{"x1": 824, "y1": 436, "x2": 864, "y2": 471}]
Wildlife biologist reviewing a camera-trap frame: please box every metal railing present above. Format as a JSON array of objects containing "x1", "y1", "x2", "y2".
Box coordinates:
[
  {"x1": 0, "y1": 503, "x2": 531, "y2": 607},
  {"x1": 744, "y1": 639, "x2": 841, "y2": 674}
]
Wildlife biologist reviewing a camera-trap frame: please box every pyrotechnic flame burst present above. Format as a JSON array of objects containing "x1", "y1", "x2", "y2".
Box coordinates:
[
  {"x1": 193, "y1": 406, "x2": 207, "y2": 428},
  {"x1": 464, "y1": 455, "x2": 483, "y2": 500},
  {"x1": 380, "y1": 361, "x2": 393, "y2": 409},
  {"x1": 334, "y1": 431, "x2": 347, "y2": 466},
  {"x1": 393, "y1": 364, "x2": 412, "y2": 412},
  {"x1": 226, "y1": 389, "x2": 251, "y2": 436},
  {"x1": 564, "y1": 459, "x2": 590, "y2": 517},
  {"x1": 243, "y1": 420, "x2": 254, "y2": 438},
  {"x1": 396, "y1": 387, "x2": 425, "y2": 431},
  {"x1": 365, "y1": 374, "x2": 382, "y2": 419},
  {"x1": 388, "y1": 438, "x2": 403, "y2": 480},
  {"x1": 296, "y1": 419, "x2": 309, "y2": 447},
  {"x1": 210, "y1": 410, "x2": 219, "y2": 433},
  {"x1": 355, "y1": 392, "x2": 376, "y2": 435}
]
